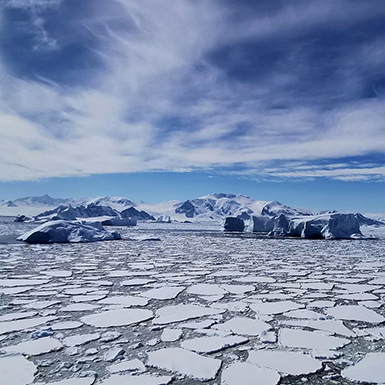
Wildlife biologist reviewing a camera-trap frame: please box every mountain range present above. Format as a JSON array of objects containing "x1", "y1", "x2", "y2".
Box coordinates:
[{"x1": 1, "y1": 193, "x2": 384, "y2": 225}]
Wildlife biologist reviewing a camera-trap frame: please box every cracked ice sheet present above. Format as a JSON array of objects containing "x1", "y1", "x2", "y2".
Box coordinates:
[
  {"x1": 72, "y1": 294, "x2": 107, "y2": 302},
  {"x1": 281, "y1": 319, "x2": 355, "y2": 337},
  {"x1": 161, "y1": 328, "x2": 183, "y2": 342},
  {"x1": 63, "y1": 333, "x2": 100, "y2": 346},
  {"x1": 188, "y1": 284, "x2": 228, "y2": 296},
  {"x1": 153, "y1": 304, "x2": 225, "y2": 325},
  {"x1": 107, "y1": 358, "x2": 146, "y2": 373},
  {"x1": 81, "y1": 309, "x2": 153, "y2": 327},
  {"x1": 283, "y1": 309, "x2": 324, "y2": 319},
  {"x1": 247, "y1": 350, "x2": 322, "y2": 376},
  {"x1": 0, "y1": 354, "x2": 37, "y2": 385},
  {"x1": 327, "y1": 305, "x2": 385, "y2": 323},
  {"x1": 0, "y1": 315, "x2": 57, "y2": 335},
  {"x1": 100, "y1": 374, "x2": 172, "y2": 385},
  {"x1": 147, "y1": 347, "x2": 221, "y2": 381},
  {"x1": 279, "y1": 329, "x2": 350, "y2": 350},
  {"x1": 0, "y1": 311, "x2": 37, "y2": 322},
  {"x1": 342, "y1": 353, "x2": 385, "y2": 384},
  {"x1": 139, "y1": 286, "x2": 185, "y2": 300},
  {"x1": 35, "y1": 378, "x2": 95, "y2": 385},
  {"x1": 51, "y1": 321, "x2": 83, "y2": 330},
  {"x1": 0, "y1": 278, "x2": 50, "y2": 286},
  {"x1": 41, "y1": 270, "x2": 72, "y2": 278},
  {"x1": 181, "y1": 335, "x2": 248, "y2": 353},
  {"x1": 250, "y1": 300, "x2": 304, "y2": 315},
  {"x1": 2, "y1": 337, "x2": 62, "y2": 355},
  {"x1": 98, "y1": 295, "x2": 149, "y2": 307},
  {"x1": 213, "y1": 317, "x2": 271, "y2": 336},
  {"x1": 221, "y1": 363, "x2": 280, "y2": 385}
]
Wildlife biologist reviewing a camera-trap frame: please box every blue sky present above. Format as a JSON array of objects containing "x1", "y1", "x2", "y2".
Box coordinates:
[{"x1": 0, "y1": 0, "x2": 384, "y2": 211}]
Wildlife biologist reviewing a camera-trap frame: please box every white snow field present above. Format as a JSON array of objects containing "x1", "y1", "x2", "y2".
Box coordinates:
[{"x1": 0, "y1": 222, "x2": 385, "y2": 384}]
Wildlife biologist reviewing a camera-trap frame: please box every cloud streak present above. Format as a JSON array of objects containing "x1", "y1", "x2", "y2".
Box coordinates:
[{"x1": 0, "y1": 0, "x2": 384, "y2": 181}]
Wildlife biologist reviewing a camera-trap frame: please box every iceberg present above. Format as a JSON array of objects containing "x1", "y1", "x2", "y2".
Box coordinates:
[
  {"x1": 224, "y1": 217, "x2": 245, "y2": 232},
  {"x1": 17, "y1": 220, "x2": 121, "y2": 243},
  {"x1": 268, "y1": 213, "x2": 362, "y2": 239}
]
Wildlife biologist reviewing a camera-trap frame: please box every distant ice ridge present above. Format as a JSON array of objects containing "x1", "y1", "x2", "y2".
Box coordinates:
[{"x1": 17, "y1": 220, "x2": 121, "y2": 243}]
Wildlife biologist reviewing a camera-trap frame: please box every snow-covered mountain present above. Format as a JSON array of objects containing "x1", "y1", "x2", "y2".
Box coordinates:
[
  {"x1": 13, "y1": 194, "x2": 71, "y2": 207},
  {"x1": 85, "y1": 196, "x2": 135, "y2": 211},
  {"x1": 2, "y1": 193, "x2": 385, "y2": 230},
  {"x1": 0, "y1": 200, "x2": 17, "y2": 207},
  {"x1": 166, "y1": 193, "x2": 312, "y2": 222}
]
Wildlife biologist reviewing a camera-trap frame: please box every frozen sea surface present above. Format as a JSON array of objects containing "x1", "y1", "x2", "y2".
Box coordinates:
[{"x1": 0, "y1": 221, "x2": 385, "y2": 384}]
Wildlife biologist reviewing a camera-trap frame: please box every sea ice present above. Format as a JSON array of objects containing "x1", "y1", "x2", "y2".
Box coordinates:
[
  {"x1": 51, "y1": 321, "x2": 83, "y2": 330},
  {"x1": 107, "y1": 359, "x2": 146, "y2": 373},
  {"x1": 34, "y1": 378, "x2": 95, "y2": 385},
  {"x1": 181, "y1": 335, "x2": 248, "y2": 353},
  {"x1": 247, "y1": 350, "x2": 322, "y2": 375},
  {"x1": 279, "y1": 329, "x2": 350, "y2": 350},
  {"x1": 188, "y1": 284, "x2": 228, "y2": 296},
  {"x1": 63, "y1": 333, "x2": 100, "y2": 346},
  {"x1": 2, "y1": 337, "x2": 62, "y2": 355},
  {"x1": 0, "y1": 311, "x2": 37, "y2": 322},
  {"x1": 342, "y1": 353, "x2": 385, "y2": 384},
  {"x1": 221, "y1": 362, "x2": 280, "y2": 385},
  {"x1": 81, "y1": 309, "x2": 153, "y2": 327},
  {"x1": 0, "y1": 354, "x2": 37, "y2": 385},
  {"x1": 281, "y1": 319, "x2": 355, "y2": 337},
  {"x1": 140, "y1": 286, "x2": 185, "y2": 300},
  {"x1": 327, "y1": 305, "x2": 385, "y2": 323},
  {"x1": 147, "y1": 347, "x2": 221, "y2": 381},
  {"x1": 160, "y1": 328, "x2": 183, "y2": 342},
  {"x1": 250, "y1": 300, "x2": 304, "y2": 315},
  {"x1": 0, "y1": 316, "x2": 57, "y2": 335},
  {"x1": 153, "y1": 304, "x2": 225, "y2": 325},
  {"x1": 98, "y1": 295, "x2": 149, "y2": 307},
  {"x1": 213, "y1": 317, "x2": 271, "y2": 336},
  {"x1": 99, "y1": 374, "x2": 172, "y2": 385}
]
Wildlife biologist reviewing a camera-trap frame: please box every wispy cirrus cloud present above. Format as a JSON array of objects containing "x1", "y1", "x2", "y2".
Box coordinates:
[{"x1": 0, "y1": 0, "x2": 384, "y2": 181}]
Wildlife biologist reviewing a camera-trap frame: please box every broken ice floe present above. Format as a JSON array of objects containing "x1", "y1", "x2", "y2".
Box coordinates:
[{"x1": 147, "y1": 347, "x2": 221, "y2": 381}]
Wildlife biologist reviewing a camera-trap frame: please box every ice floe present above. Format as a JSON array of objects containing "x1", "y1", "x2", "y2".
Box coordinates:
[
  {"x1": 0, "y1": 316, "x2": 57, "y2": 335},
  {"x1": 279, "y1": 329, "x2": 350, "y2": 350},
  {"x1": 327, "y1": 305, "x2": 385, "y2": 323},
  {"x1": 140, "y1": 286, "x2": 185, "y2": 300},
  {"x1": 147, "y1": 347, "x2": 221, "y2": 381},
  {"x1": 221, "y1": 362, "x2": 280, "y2": 385},
  {"x1": 281, "y1": 319, "x2": 355, "y2": 337},
  {"x1": 213, "y1": 317, "x2": 271, "y2": 336},
  {"x1": 81, "y1": 309, "x2": 153, "y2": 327},
  {"x1": 63, "y1": 333, "x2": 100, "y2": 346},
  {"x1": 247, "y1": 350, "x2": 322, "y2": 375},
  {"x1": 0, "y1": 354, "x2": 37, "y2": 385},
  {"x1": 98, "y1": 295, "x2": 149, "y2": 307},
  {"x1": 34, "y1": 378, "x2": 95, "y2": 385},
  {"x1": 100, "y1": 374, "x2": 172, "y2": 385},
  {"x1": 181, "y1": 335, "x2": 248, "y2": 353},
  {"x1": 2, "y1": 336, "x2": 62, "y2": 355},
  {"x1": 250, "y1": 300, "x2": 304, "y2": 315},
  {"x1": 107, "y1": 358, "x2": 146, "y2": 373},
  {"x1": 160, "y1": 328, "x2": 183, "y2": 342},
  {"x1": 342, "y1": 353, "x2": 385, "y2": 384},
  {"x1": 153, "y1": 304, "x2": 225, "y2": 325}
]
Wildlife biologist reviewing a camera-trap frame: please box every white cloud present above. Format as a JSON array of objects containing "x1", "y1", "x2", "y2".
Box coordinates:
[{"x1": 0, "y1": 0, "x2": 384, "y2": 181}]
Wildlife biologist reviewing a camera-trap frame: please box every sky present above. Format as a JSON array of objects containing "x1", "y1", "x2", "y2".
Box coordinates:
[{"x1": 0, "y1": 0, "x2": 384, "y2": 212}]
